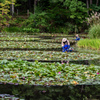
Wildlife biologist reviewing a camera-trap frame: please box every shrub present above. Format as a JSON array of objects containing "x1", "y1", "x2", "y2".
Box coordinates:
[
  {"x1": 2, "y1": 27, "x2": 21, "y2": 32},
  {"x1": 88, "y1": 24, "x2": 100, "y2": 39},
  {"x1": 22, "y1": 1, "x2": 87, "y2": 33},
  {"x1": 87, "y1": 11, "x2": 100, "y2": 26},
  {"x1": 48, "y1": 27, "x2": 69, "y2": 34},
  {"x1": 65, "y1": 22, "x2": 75, "y2": 33},
  {"x1": 22, "y1": 28, "x2": 40, "y2": 33},
  {"x1": 22, "y1": 12, "x2": 49, "y2": 32},
  {"x1": 90, "y1": 4, "x2": 100, "y2": 12},
  {"x1": 9, "y1": 17, "x2": 25, "y2": 26}
]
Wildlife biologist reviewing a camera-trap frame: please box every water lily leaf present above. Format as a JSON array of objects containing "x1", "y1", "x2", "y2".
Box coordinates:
[
  {"x1": 4, "y1": 68, "x2": 10, "y2": 71},
  {"x1": 49, "y1": 78, "x2": 54, "y2": 81}
]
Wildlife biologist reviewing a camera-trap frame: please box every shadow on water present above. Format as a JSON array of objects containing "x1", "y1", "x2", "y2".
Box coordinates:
[
  {"x1": 64, "y1": 59, "x2": 100, "y2": 66},
  {"x1": 0, "y1": 40, "x2": 40, "y2": 42},
  {"x1": 0, "y1": 84, "x2": 100, "y2": 100},
  {"x1": 1, "y1": 58, "x2": 100, "y2": 66},
  {"x1": 37, "y1": 35, "x2": 88, "y2": 39},
  {"x1": 38, "y1": 36, "x2": 56, "y2": 39},
  {"x1": 0, "y1": 48, "x2": 77, "y2": 52},
  {"x1": 21, "y1": 59, "x2": 100, "y2": 66},
  {"x1": 0, "y1": 48, "x2": 62, "y2": 51},
  {"x1": 0, "y1": 40, "x2": 76, "y2": 45}
]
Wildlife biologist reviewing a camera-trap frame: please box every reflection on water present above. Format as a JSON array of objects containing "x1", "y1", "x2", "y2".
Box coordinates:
[
  {"x1": 61, "y1": 59, "x2": 100, "y2": 66},
  {"x1": 88, "y1": 59, "x2": 100, "y2": 66},
  {"x1": 0, "y1": 84, "x2": 100, "y2": 100},
  {"x1": 0, "y1": 58, "x2": 100, "y2": 65}
]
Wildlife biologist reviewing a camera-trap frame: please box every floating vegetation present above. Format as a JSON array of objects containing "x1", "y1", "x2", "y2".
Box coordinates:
[
  {"x1": 0, "y1": 32, "x2": 99, "y2": 86},
  {"x1": 0, "y1": 60, "x2": 100, "y2": 85},
  {"x1": 0, "y1": 41, "x2": 61, "y2": 49},
  {"x1": 0, "y1": 94, "x2": 24, "y2": 100},
  {"x1": 0, "y1": 51, "x2": 100, "y2": 61}
]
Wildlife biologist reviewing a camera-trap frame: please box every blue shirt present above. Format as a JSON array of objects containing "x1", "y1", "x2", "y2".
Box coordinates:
[
  {"x1": 75, "y1": 37, "x2": 80, "y2": 41},
  {"x1": 62, "y1": 45, "x2": 70, "y2": 52}
]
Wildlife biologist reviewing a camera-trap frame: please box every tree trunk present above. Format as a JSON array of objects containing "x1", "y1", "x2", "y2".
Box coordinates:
[
  {"x1": 12, "y1": 4, "x2": 14, "y2": 16},
  {"x1": 10, "y1": 3, "x2": 14, "y2": 16},
  {"x1": 86, "y1": 0, "x2": 89, "y2": 8},
  {"x1": 90, "y1": 0, "x2": 92, "y2": 5},
  {"x1": 86, "y1": 0, "x2": 89, "y2": 14},
  {"x1": 34, "y1": 0, "x2": 37, "y2": 14},
  {"x1": 96, "y1": 0, "x2": 99, "y2": 6}
]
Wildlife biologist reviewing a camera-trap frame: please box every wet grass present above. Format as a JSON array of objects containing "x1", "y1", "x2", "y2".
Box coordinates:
[{"x1": 77, "y1": 39, "x2": 100, "y2": 50}]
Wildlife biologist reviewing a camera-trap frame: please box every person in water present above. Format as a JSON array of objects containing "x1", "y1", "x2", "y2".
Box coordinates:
[
  {"x1": 75, "y1": 34, "x2": 80, "y2": 41},
  {"x1": 62, "y1": 38, "x2": 74, "y2": 52}
]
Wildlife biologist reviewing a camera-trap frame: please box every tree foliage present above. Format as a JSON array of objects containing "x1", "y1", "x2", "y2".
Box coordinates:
[
  {"x1": 21, "y1": 0, "x2": 88, "y2": 33},
  {"x1": 0, "y1": 0, "x2": 100, "y2": 33},
  {"x1": 0, "y1": 0, "x2": 16, "y2": 30}
]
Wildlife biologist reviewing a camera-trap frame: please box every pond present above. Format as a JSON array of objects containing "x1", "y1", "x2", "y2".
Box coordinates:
[{"x1": 0, "y1": 32, "x2": 100, "y2": 99}]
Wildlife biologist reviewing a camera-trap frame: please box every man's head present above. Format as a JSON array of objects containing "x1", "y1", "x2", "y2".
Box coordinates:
[{"x1": 76, "y1": 34, "x2": 79, "y2": 37}]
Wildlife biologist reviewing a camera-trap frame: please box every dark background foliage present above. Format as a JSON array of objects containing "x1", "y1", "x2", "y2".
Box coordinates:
[{"x1": 1, "y1": 0, "x2": 100, "y2": 33}]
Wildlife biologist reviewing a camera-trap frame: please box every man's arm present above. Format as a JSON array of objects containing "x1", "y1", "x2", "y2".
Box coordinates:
[{"x1": 67, "y1": 40, "x2": 70, "y2": 45}]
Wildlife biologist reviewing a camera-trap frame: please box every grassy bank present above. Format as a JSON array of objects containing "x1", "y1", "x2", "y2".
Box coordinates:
[{"x1": 77, "y1": 39, "x2": 100, "y2": 50}]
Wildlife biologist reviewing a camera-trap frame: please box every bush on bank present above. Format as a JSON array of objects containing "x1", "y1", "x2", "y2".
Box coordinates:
[
  {"x1": 77, "y1": 39, "x2": 100, "y2": 50},
  {"x1": 88, "y1": 24, "x2": 100, "y2": 39}
]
